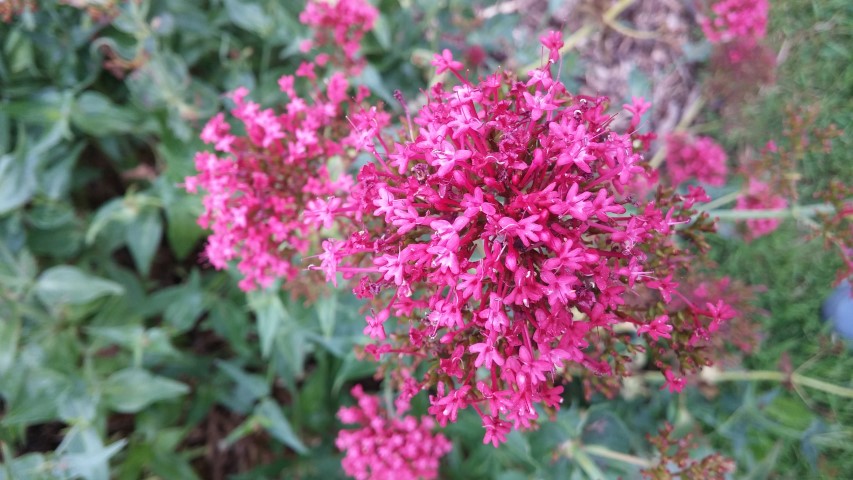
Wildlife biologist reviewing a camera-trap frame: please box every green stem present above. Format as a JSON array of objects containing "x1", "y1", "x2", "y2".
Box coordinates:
[
  {"x1": 561, "y1": 440, "x2": 609, "y2": 479},
  {"x1": 583, "y1": 444, "x2": 654, "y2": 468},
  {"x1": 643, "y1": 370, "x2": 853, "y2": 399},
  {"x1": 260, "y1": 41, "x2": 272, "y2": 80},
  {"x1": 704, "y1": 203, "x2": 836, "y2": 220},
  {"x1": 696, "y1": 191, "x2": 740, "y2": 212}
]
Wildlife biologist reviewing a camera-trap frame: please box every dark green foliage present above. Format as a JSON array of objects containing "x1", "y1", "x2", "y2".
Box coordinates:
[{"x1": 0, "y1": 0, "x2": 850, "y2": 479}]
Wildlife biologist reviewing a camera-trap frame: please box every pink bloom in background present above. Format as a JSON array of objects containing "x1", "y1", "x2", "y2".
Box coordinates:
[
  {"x1": 665, "y1": 133, "x2": 728, "y2": 187},
  {"x1": 431, "y1": 49, "x2": 463, "y2": 75},
  {"x1": 735, "y1": 178, "x2": 788, "y2": 240},
  {"x1": 318, "y1": 33, "x2": 734, "y2": 446},
  {"x1": 299, "y1": 0, "x2": 378, "y2": 70},
  {"x1": 187, "y1": 0, "x2": 382, "y2": 291},
  {"x1": 699, "y1": 0, "x2": 769, "y2": 44},
  {"x1": 186, "y1": 79, "x2": 359, "y2": 290},
  {"x1": 336, "y1": 386, "x2": 452, "y2": 480}
]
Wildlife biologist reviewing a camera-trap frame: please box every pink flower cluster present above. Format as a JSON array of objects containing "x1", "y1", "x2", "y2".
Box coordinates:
[
  {"x1": 318, "y1": 40, "x2": 733, "y2": 444},
  {"x1": 336, "y1": 386, "x2": 452, "y2": 480},
  {"x1": 665, "y1": 133, "x2": 728, "y2": 187},
  {"x1": 699, "y1": 0, "x2": 769, "y2": 44},
  {"x1": 736, "y1": 178, "x2": 788, "y2": 240},
  {"x1": 186, "y1": 0, "x2": 381, "y2": 292},
  {"x1": 185, "y1": 79, "x2": 360, "y2": 290},
  {"x1": 299, "y1": 0, "x2": 378, "y2": 69}
]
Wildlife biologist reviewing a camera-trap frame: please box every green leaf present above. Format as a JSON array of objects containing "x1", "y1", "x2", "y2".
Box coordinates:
[
  {"x1": 744, "y1": 441, "x2": 783, "y2": 480},
  {"x1": 255, "y1": 398, "x2": 308, "y2": 454},
  {"x1": 249, "y1": 290, "x2": 289, "y2": 357},
  {"x1": 0, "y1": 112, "x2": 9, "y2": 153},
  {"x1": 216, "y1": 360, "x2": 270, "y2": 402},
  {"x1": 0, "y1": 316, "x2": 21, "y2": 375},
  {"x1": 58, "y1": 426, "x2": 127, "y2": 480},
  {"x1": 35, "y1": 266, "x2": 124, "y2": 307},
  {"x1": 71, "y1": 91, "x2": 144, "y2": 136},
  {"x1": 224, "y1": 0, "x2": 274, "y2": 37},
  {"x1": 164, "y1": 194, "x2": 204, "y2": 260},
  {"x1": 57, "y1": 381, "x2": 99, "y2": 424},
  {"x1": 0, "y1": 242, "x2": 35, "y2": 292},
  {"x1": 207, "y1": 299, "x2": 251, "y2": 356},
  {"x1": 26, "y1": 202, "x2": 75, "y2": 229},
  {"x1": 86, "y1": 198, "x2": 132, "y2": 245},
  {"x1": 149, "y1": 449, "x2": 202, "y2": 480},
  {"x1": 86, "y1": 325, "x2": 145, "y2": 350},
  {"x1": 27, "y1": 224, "x2": 83, "y2": 259},
  {"x1": 331, "y1": 351, "x2": 376, "y2": 394},
  {"x1": 0, "y1": 368, "x2": 69, "y2": 427},
  {"x1": 316, "y1": 293, "x2": 337, "y2": 338},
  {"x1": 0, "y1": 453, "x2": 49, "y2": 480},
  {"x1": 126, "y1": 209, "x2": 163, "y2": 277},
  {"x1": 102, "y1": 368, "x2": 189, "y2": 413},
  {"x1": 0, "y1": 89, "x2": 70, "y2": 124},
  {"x1": 372, "y1": 14, "x2": 392, "y2": 50},
  {"x1": 0, "y1": 153, "x2": 36, "y2": 215},
  {"x1": 163, "y1": 282, "x2": 205, "y2": 334},
  {"x1": 39, "y1": 142, "x2": 83, "y2": 200}
]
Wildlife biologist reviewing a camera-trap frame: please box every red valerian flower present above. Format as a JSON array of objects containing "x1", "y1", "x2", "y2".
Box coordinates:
[
  {"x1": 187, "y1": 0, "x2": 381, "y2": 291},
  {"x1": 638, "y1": 314, "x2": 674, "y2": 341},
  {"x1": 431, "y1": 49, "x2": 464, "y2": 76},
  {"x1": 665, "y1": 133, "x2": 728, "y2": 187},
  {"x1": 186, "y1": 75, "x2": 366, "y2": 291},
  {"x1": 299, "y1": 0, "x2": 378, "y2": 71},
  {"x1": 336, "y1": 386, "x2": 451, "y2": 480},
  {"x1": 699, "y1": 0, "x2": 769, "y2": 44},
  {"x1": 317, "y1": 32, "x2": 734, "y2": 445},
  {"x1": 735, "y1": 178, "x2": 788, "y2": 240},
  {"x1": 662, "y1": 369, "x2": 686, "y2": 393}
]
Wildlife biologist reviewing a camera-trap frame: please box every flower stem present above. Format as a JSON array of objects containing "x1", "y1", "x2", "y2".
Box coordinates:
[
  {"x1": 696, "y1": 191, "x2": 740, "y2": 212},
  {"x1": 560, "y1": 440, "x2": 609, "y2": 478},
  {"x1": 704, "y1": 202, "x2": 836, "y2": 220},
  {"x1": 582, "y1": 444, "x2": 654, "y2": 468},
  {"x1": 643, "y1": 369, "x2": 853, "y2": 399}
]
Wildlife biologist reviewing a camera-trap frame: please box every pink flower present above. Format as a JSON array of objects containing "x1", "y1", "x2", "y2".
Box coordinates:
[
  {"x1": 314, "y1": 42, "x2": 730, "y2": 448},
  {"x1": 665, "y1": 133, "x2": 728, "y2": 187},
  {"x1": 539, "y1": 30, "x2": 564, "y2": 62},
  {"x1": 623, "y1": 96, "x2": 651, "y2": 132},
  {"x1": 185, "y1": 2, "x2": 383, "y2": 292},
  {"x1": 662, "y1": 369, "x2": 686, "y2": 393},
  {"x1": 699, "y1": 0, "x2": 769, "y2": 44},
  {"x1": 299, "y1": 0, "x2": 378, "y2": 70},
  {"x1": 187, "y1": 82, "x2": 358, "y2": 290},
  {"x1": 735, "y1": 178, "x2": 788, "y2": 240},
  {"x1": 431, "y1": 49, "x2": 463, "y2": 75},
  {"x1": 470, "y1": 337, "x2": 505, "y2": 369},
  {"x1": 637, "y1": 315, "x2": 673, "y2": 341},
  {"x1": 482, "y1": 415, "x2": 511, "y2": 447},
  {"x1": 336, "y1": 386, "x2": 451, "y2": 480}
]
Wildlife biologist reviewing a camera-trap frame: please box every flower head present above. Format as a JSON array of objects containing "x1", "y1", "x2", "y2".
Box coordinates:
[
  {"x1": 699, "y1": 0, "x2": 769, "y2": 44},
  {"x1": 336, "y1": 386, "x2": 452, "y2": 480},
  {"x1": 319, "y1": 51, "x2": 728, "y2": 445},
  {"x1": 735, "y1": 178, "x2": 788, "y2": 240},
  {"x1": 665, "y1": 133, "x2": 728, "y2": 187}
]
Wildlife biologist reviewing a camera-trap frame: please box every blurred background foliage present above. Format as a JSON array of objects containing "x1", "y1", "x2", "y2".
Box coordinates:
[{"x1": 0, "y1": 0, "x2": 850, "y2": 479}]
